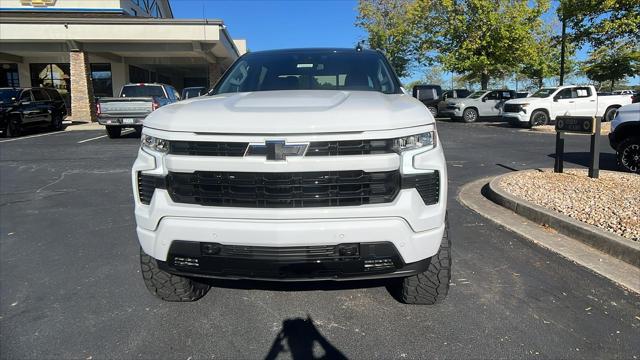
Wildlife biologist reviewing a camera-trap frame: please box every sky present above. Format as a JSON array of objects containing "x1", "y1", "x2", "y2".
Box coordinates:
[{"x1": 171, "y1": 0, "x2": 638, "y2": 88}]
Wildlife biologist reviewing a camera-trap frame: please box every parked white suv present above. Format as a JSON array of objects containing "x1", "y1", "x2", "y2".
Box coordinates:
[
  {"x1": 440, "y1": 90, "x2": 516, "y2": 122},
  {"x1": 132, "y1": 48, "x2": 449, "y2": 304},
  {"x1": 503, "y1": 85, "x2": 633, "y2": 127}
]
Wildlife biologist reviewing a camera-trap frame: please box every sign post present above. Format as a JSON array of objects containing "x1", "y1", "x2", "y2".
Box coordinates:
[{"x1": 554, "y1": 116, "x2": 600, "y2": 179}]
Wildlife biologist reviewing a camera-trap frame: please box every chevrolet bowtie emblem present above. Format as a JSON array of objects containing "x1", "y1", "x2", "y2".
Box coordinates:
[
  {"x1": 21, "y1": 0, "x2": 57, "y2": 6},
  {"x1": 246, "y1": 141, "x2": 308, "y2": 161}
]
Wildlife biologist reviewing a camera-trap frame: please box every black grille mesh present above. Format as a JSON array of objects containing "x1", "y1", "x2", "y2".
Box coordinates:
[
  {"x1": 503, "y1": 104, "x2": 522, "y2": 113},
  {"x1": 137, "y1": 173, "x2": 165, "y2": 205},
  {"x1": 169, "y1": 141, "x2": 248, "y2": 156},
  {"x1": 401, "y1": 171, "x2": 440, "y2": 205},
  {"x1": 166, "y1": 170, "x2": 400, "y2": 208}
]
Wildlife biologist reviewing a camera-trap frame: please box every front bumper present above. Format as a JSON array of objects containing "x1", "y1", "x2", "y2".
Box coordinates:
[
  {"x1": 502, "y1": 112, "x2": 530, "y2": 124},
  {"x1": 156, "y1": 240, "x2": 431, "y2": 281},
  {"x1": 440, "y1": 109, "x2": 462, "y2": 119},
  {"x1": 98, "y1": 116, "x2": 145, "y2": 126}
]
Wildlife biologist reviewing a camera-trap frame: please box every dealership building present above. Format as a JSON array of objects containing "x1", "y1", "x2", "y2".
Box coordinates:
[{"x1": 0, "y1": 0, "x2": 246, "y2": 121}]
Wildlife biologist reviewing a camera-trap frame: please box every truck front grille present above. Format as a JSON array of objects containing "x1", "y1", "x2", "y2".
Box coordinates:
[
  {"x1": 503, "y1": 104, "x2": 522, "y2": 113},
  {"x1": 167, "y1": 140, "x2": 396, "y2": 156},
  {"x1": 165, "y1": 170, "x2": 400, "y2": 208}
]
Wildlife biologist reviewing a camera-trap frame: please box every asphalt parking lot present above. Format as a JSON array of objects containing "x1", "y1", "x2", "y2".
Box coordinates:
[{"x1": 1, "y1": 121, "x2": 639, "y2": 359}]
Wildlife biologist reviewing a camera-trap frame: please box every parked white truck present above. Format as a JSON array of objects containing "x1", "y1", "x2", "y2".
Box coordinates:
[
  {"x1": 132, "y1": 48, "x2": 450, "y2": 304},
  {"x1": 503, "y1": 85, "x2": 633, "y2": 128}
]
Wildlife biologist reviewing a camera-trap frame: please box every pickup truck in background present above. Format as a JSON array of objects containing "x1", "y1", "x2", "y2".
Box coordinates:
[
  {"x1": 608, "y1": 103, "x2": 640, "y2": 174},
  {"x1": 502, "y1": 85, "x2": 633, "y2": 128},
  {"x1": 440, "y1": 89, "x2": 516, "y2": 122},
  {"x1": 97, "y1": 83, "x2": 180, "y2": 138},
  {"x1": 436, "y1": 89, "x2": 471, "y2": 116}
]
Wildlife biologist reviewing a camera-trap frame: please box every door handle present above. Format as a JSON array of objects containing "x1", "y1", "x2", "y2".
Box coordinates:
[
  {"x1": 569, "y1": 101, "x2": 575, "y2": 103},
  {"x1": 589, "y1": 100, "x2": 596, "y2": 102}
]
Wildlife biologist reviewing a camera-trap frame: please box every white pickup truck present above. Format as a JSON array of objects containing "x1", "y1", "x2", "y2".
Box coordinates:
[
  {"x1": 503, "y1": 85, "x2": 633, "y2": 128},
  {"x1": 132, "y1": 48, "x2": 450, "y2": 305}
]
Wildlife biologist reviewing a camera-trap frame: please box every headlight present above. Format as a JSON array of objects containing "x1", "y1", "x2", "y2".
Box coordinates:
[
  {"x1": 520, "y1": 103, "x2": 530, "y2": 107},
  {"x1": 392, "y1": 131, "x2": 436, "y2": 153},
  {"x1": 141, "y1": 134, "x2": 170, "y2": 153}
]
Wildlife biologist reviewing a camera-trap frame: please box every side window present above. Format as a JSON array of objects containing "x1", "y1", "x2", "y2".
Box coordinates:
[
  {"x1": 485, "y1": 91, "x2": 500, "y2": 100},
  {"x1": 20, "y1": 90, "x2": 33, "y2": 102},
  {"x1": 556, "y1": 88, "x2": 573, "y2": 99},
  {"x1": 443, "y1": 91, "x2": 452, "y2": 100},
  {"x1": 574, "y1": 87, "x2": 591, "y2": 98},
  {"x1": 32, "y1": 88, "x2": 50, "y2": 101},
  {"x1": 501, "y1": 91, "x2": 513, "y2": 100}
]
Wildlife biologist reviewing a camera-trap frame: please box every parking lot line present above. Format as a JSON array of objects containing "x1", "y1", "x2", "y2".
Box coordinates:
[
  {"x1": 0, "y1": 130, "x2": 68, "y2": 143},
  {"x1": 77, "y1": 130, "x2": 134, "y2": 143}
]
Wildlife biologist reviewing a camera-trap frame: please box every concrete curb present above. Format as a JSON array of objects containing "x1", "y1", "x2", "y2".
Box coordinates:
[{"x1": 486, "y1": 171, "x2": 640, "y2": 268}]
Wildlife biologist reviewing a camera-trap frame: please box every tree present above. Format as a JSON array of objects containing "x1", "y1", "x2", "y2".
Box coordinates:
[
  {"x1": 559, "y1": 0, "x2": 640, "y2": 48},
  {"x1": 581, "y1": 43, "x2": 640, "y2": 91},
  {"x1": 355, "y1": 0, "x2": 417, "y2": 78},
  {"x1": 356, "y1": 0, "x2": 440, "y2": 78},
  {"x1": 433, "y1": 0, "x2": 550, "y2": 90},
  {"x1": 519, "y1": 25, "x2": 576, "y2": 89}
]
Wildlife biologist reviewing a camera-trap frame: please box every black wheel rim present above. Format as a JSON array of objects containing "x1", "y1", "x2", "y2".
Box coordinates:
[
  {"x1": 532, "y1": 112, "x2": 547, "y2": 126},
  {"x1": 621, "y1": 143, "x2": 640, "y2": 173}
]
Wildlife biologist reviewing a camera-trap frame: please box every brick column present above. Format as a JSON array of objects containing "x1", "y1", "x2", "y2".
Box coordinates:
[
  {"x1": 70, "y1": 50, "x2": 97, "y2": 122},
  {"x1": 208, "y1": 63, "x2": 225, "y2": 89}
]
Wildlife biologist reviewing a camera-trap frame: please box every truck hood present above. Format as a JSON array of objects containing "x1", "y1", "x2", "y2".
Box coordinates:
[
  {"x1": 505, "y1": 97, "x2": 547, "y2": 105},
  {"x1": 144, "y1": 90, "x2": 431, "y2": 134}
]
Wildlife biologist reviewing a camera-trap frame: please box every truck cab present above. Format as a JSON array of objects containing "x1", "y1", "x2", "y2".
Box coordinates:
[{"x1": 440, "y1": 89, "x2": 515, "y2": 122}]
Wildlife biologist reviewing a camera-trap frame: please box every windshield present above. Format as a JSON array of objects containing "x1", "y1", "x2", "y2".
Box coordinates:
[
  {"x1": 531, "y1": 88, "x2": 557, "y2": 98},
  {"x1": 121, "y1": 85, "x2": 166, "y2": 98},
  {"x1": 213, "y1": 50, "x2": 400, "y2": 95},
  {"x1": 0, "y1": 89, "x2": 20, "y2": 104},
  {"x1": 467, "y1": 91, "x2": 486, "y2": 99}
]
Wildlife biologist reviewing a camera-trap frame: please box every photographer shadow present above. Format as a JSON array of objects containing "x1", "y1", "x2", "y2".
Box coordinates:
[{"x1": 264, "y1": 316, "x2": 347, "y2": 360}]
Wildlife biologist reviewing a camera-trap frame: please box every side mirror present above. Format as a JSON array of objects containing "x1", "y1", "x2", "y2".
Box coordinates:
[
  {"x1": 482, "y1": 97, "x2": 487, "y2": 102},
  {"x1": 553, "y1": 97, "x2": 558, "y2": 102}
]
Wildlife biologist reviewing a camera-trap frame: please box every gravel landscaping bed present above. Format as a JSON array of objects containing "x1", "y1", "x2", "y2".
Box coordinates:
[
  {"x1": 530, "y1": 122, "x2": 611, "y2": 135},
  {"x1": 498, "y1": 169, "x2": 640, "y2": 241}
]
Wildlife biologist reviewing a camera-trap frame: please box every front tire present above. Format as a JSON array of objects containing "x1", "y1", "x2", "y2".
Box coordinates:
[
  {"x1": 529, "y1": 110, "x2": 549, "y2": 128},
  {"x1": 394, "y1": 216, "x2": 451, "y2": 305},
  {"x1": 617, "y1": 136, "x2": 640, "y2": 174},
  {"x1": 427, "y1": 106, "x2": 438, "y2": 118},
  {"x1": 140, "y1": 248, "x2": 210, "y2": 302},
  {"x1": 105, "y1": 126, "x2": 121, "y2": 138},
  {"x1": 462, "y1": 108, "x2": 478, "y2": 123},
  {"x1": 3, "y1": 117, "x2": 21, "y2": 138}
]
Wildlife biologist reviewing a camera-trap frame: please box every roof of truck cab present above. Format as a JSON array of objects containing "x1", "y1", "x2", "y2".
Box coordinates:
[{"x1": 244, "y1": 48, "x2": 380, "y2": 55}]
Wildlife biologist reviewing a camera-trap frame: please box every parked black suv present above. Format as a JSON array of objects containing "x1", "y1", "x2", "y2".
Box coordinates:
[
  {"x1": 0, "y1": 87, "x2": 67, "y2": 137},
  {"x1": 412, "y1": 84, "x2": 442, "y2": 117}
]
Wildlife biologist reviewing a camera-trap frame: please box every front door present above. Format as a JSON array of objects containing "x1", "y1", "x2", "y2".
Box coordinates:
[
  {"x1": 551, "y1": 88, "x2": 575, "y2": 118},
  {"x1": 480, "y1": 91, "x2": 501, "y2": 117},
  {"x1": 18, "y1": 90, "x2": 39, "y2": 124}
]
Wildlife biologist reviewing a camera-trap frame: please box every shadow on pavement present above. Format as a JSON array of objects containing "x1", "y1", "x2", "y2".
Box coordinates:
[
  {"x1": 547, "y1": 152, "x2": 618, "y2": 171},
  {"x1": 264, "y1": 316, "x2": 348, "y2": 360}
]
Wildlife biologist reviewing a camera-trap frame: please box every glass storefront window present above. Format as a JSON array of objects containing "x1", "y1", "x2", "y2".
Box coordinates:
[
  {"x1": 0, "y1": 63, "x2": 20, "y2": 88},
  {"x1": 30, "y1": 63, "x2": 71, "y2": 110},
  {"x1": 90, "y1": 63, "x2": 113, "y2": 98}
]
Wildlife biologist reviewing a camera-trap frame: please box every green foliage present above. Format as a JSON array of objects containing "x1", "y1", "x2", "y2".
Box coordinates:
[
  {"x1": 433, "y1": 0, "x2": 550, "y2": 89},
  {"x1": 356, "y1": 0, "x2": 420, "y2": 77},
  {"x1": 581, "y1": 43, "x2": 640, "y2": 91},
  {"x1": 519, "y1": 23, "x2": 577, "y2": 88},
  {"x1": 559, "y1": 0, "x2": 640, "y2": 47}
]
